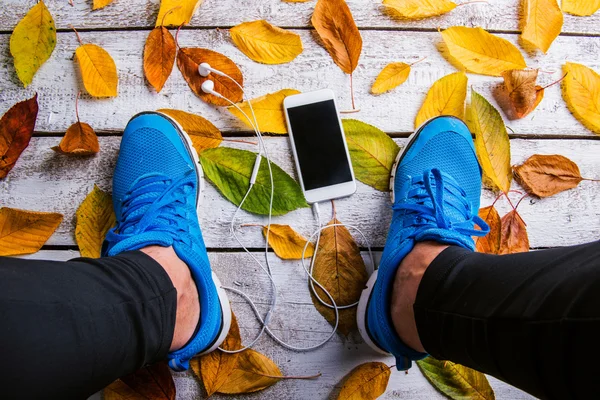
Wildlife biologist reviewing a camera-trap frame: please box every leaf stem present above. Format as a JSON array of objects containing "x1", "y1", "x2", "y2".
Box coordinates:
[
  {"x1": 409, "y1": 56, "x2": 427, "y2": 66},
  {"x1": 240, "y1": 223, "x2": 263, "y2": 228},
  {"x1": 75, "y1": 91, "x2": 81, "y2": 123},
  {"x1": 254, "y1": 372, "x2": 322, "y2": 380},
  {"x1": 457, "y1": 0, "x2": 489, "y2": 5},
  {"x1": 350, "y1": 73, "x2": 356, "y2": 110},
  {"x1": 70, "y1": 25, "x2": 83, "y2": 46},
  {"x1": 514, "y1": 193, "x2": 528, "y2": 210},
  {"x1": 331, "y1": 199, "x2": 337, "y2": 219},
  {"x1": 582, "y1": 177, "x2": 600, "y2": 182},
  {"x1": 539, "y1": 72, "x2": 568, "y2": 91},
  {"x1": 503, "y1": 191, "x2": 518, "y2": 211},
  {"x1": 175, "y1": 24, "x2": 183, "y2": 49},
  {"x1": 223, "y1": 138, "x2": 258, "y2": 146}
]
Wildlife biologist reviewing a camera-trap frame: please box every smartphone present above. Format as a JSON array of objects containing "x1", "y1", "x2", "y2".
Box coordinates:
[{"x1": 283, "y1": 89, "x2": 356, "y2": 204}]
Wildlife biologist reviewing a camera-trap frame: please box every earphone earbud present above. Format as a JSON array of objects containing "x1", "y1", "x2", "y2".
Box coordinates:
[
  {"x1": 201, "y1": 79, "x2": 215, "y2": 94},
  {"x1": 198, "y1": 62, "x2": 227, "y2": 78}
]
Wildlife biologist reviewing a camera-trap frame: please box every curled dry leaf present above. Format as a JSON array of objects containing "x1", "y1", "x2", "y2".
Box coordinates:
[
  {"x1": 10, "y1": 1, "x2": 56, "y2": 87},
  {"x1": 417, "y1": 357, "x2": 495, "y2": 400},
  {"x1": 467, "y1": 90, "x2": 512, "y2": 194},
  {"x1": 144, "y1": 27, "x2": 176, "y2": 93},
  {"x1": 0, "y1": 94, "x2": 38, "y2": 179},
  {"x1": 415, "y1": 71, "x2": 467, "y2": 128},
  {"x1": 75, "y1": 185, "x2": 115, "y2": 258},
  {"x1": 75, "y1": 43, "x2": 119, "y2": 97},
  {"x1": 337, "y1": 362, "x2": 391, "y2": 400},
  {"x1": 562, "y1": 0, "x2": 600, "y2": 16},
  {"x1": 383, "y1": 0, "x2": 456, "y2": 19},
  {"x1": 562, "y1": 62, "x2": 600, "y2": 134},
  {"x1": 53, "y1": 94, "x2": 99, "y2": 155},
  {"x1": 105, "y1": 361, "x2": 175, "y2": 400},
  {"x1": 0, "y1": 207, "x2": 63, "y2": 256},
  {"x1": 440, "y1": 26, "x2": 526, "y2": 76},
  {"x1": 262, "y1": 224, "x2": 315, "y2": 259},
  {"x1": 177, "y1": 48, "x2": 243, "y2": 106},
  {"x1": 217, "y1": 349, "x2": 282, "y2": 394},
  {"x1": 521, "y1": 0, "x2": 563, "y2": 53},
  {"x1": 156, "y1": 0, "x2": 203, "y2": 27},
  {"x1": 230, "y1": 20, "x2": 303, "y2": 65},
  {"x1": 312, "y1": 218, "x2": 368, "y2": 335},
  {"x1": 513, "y1": 154, "x2": 584, "y2": 198},
  {"x1": 501, "y1": 69, "x2": 543, "y2": 119},
  {"x1": 157, "y1": 109, "x2": 222, "y2": 153},
  {"x1": 475, "y1": 205, "x2": 501, "y2": 254},
  {"x1": 228, "y1": 89, "x2": 300, "y2": 134},
  {"x1": 199, "y1": 147, "x2": 308, "y2": 216},
  {"x1": 371, "y1": 62, "x2": 411, "y2": 94},
  {"x1": 311, "y1": 0, "x2": 362, "y2": 75},
  {"x1": 499, "y1": 210, "x2": 529, "y2": 254},
  {"x1": 93, "y1": 0, "x2": 114, "y2": 10},
  {"x1": 342, "y1": 119, "x2": 400, "y2": 191}
]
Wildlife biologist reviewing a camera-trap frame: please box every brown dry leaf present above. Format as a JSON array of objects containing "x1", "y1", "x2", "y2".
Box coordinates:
[
  {"x1": 144, "y1": 27, "x2": 176, "y2": 93},
  {"x1": 177, "y1": 47, "x2": 243, "y2": 106},
  {"x1": 52, "y1": 93, "x2": 99, "y2": 155},
  {"x1": 521, "y1": 0, "x2": 563, "y2": 53},
  {"x1": 0, "y1": 94, "x2": 38, "y2": 179},
  {"x1": 158, "y1": 109, "x2": 222, "y2": 152},
  {"x1": 337, "y1": 362, "x2": 391, "y2": 400},
  {"x1": 312, "y1": 217, "x2": 368, "y2": 335},
  {"x1": 563, "y1": 0, "x2": 600, "y2": 16},
  {"x1": 105, "y1": 361, "x2": 175, "y2": 400},
  {"x1": 227, "y1": 89, "x2": 300, "y2": 134},
  {"x1": 230, "y1": 20, "x2": 303, "y2": 65},
  {"x1": 263, "y1": 224, "x2": 315, "y2": 259},
  {"x1": 0, "y1": 207, "x2": 63, "y2": 256},
  {"x1": 499, "y1": 210, "x2": 529, "y2": 254},
  {"x1": 104, "y1": 380, "x2": 145, "y2": 400},
  {"x1": 311, "y1": 0, "x2": 362, "y2": 75},
  {"x1": 501, "y1": 69, "x2": 543, "y2": 119},
  {"x1": 93, "y1": 0, "x2": 114, "y2": 10},
  {"x1": 156, "y1": 0, "x2": 203, "y2": 27},
  {"x1": 191, "y1": 311, "x2": 242, "y2": 396},
  {"x1": 75, "y1": 185, "x2": 115, "y2": 258},
  {"x1": 75, "y1": 43, "x2": 118, "y2": 97},
  {"x1": 217, "y1": 349, "x2": 282, "y2": 394},
  {"x1": 562, "y1": 62, "x2": 600, "y2": 134},
  {"x1": 475, "y1": 205, "x2": 501, "y2": 254},
  {"x1": 513, "y1": 154, "x2": 584, "y2": 198},
  {"x1": 415, "y1": 71, "x2": 467, "y2": 128}
]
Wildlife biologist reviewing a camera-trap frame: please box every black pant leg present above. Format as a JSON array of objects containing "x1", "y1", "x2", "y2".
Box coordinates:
[
  {"x1": 0, "y1": 251, "x2": 177, "y2": 400},
  {"x1": 414, "y1": 242, "x2": 600, "y2": 400}
]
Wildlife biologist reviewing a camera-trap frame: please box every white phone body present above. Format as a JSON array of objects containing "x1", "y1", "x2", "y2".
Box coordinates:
[{"x1": 283, "y1": 89, "x2": 357, "y2": 204}]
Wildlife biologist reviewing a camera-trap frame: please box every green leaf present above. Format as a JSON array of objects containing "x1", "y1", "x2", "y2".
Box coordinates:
[
  {"x1": 342, "y1": 119, "x2": 400, "y2": 191},
  {"x1": 417, "y1": 357, "x2": 495, "y2": 400},
  {"x1": 199, "y1": 147, "x2": 308, "y2": 215}
]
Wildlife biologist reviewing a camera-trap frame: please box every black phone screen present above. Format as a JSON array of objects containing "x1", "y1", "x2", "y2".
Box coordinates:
[{"x1": 287, "y1": 100, "x2": 353, "y2": 191}]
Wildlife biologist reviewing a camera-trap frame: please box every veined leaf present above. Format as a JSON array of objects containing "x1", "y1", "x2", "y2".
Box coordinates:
[
  {"x1": 105, "y1": 361, "x2": 175, "y2": 400},
  {"x1": 562, "y1": 0, "x2": 600, "y2": 16},
  {"x1": 383, "y1": 0, "x2": 456, "y2": 19},
  {"x1": 262, "y1": 224, "x2": 315, "y2": 259},
  {"x1": 53, "y1": 94, "x2": 99, "y2": 155},
  {"x1": 441, "y1": 26, "x2": 526, "y2": 76},
  {"x1": 475, "y1": 205, "x2": 501, "y2": 254},
  {"x1": 75, "y1": 43, "x2": 118, "y2": 97},
  {"x1": 337, "y1": 362, "x2": 391, "y2": 400},
  {"x1": 199, "y1": 147, "x2": 308, "y2": 216},
  {"x1": 93, "y1": 0, "x2": 114, "y2": 10},
  {"x1": 415, "y1": 71, "x2": 467, "y2": 128},
  {"x1": 371, "y1": 62, "x2": 411, "y2": 94},
  {"x1": 228, "y1": 89, "x2": 300, "y2": 134},
  {"x1": 157, "y1": 109, "x2": 222, "y2": 153},
  {"x1": 417, "y1": 357, "x2": 495, "y2": 400},
  {"x1": 499, "y1": 210, "x2": 529, "y2": 254},
  {"x1": 144, "y1": 27, "x2": 176, "y2": 93},
  {"x1": 156, "y1": 0, "x2": 203, "y2": 27},
  {"x1": 562, "y1": 62, "x2": 600, "y2": 134},
  {"x1": 521, "y1": 0, "x2": 563, "y2": 53},
  {"x1": 10, "y1": 1, "x2": 56, "y2": 87},
  {"x1": 0, "y1": 207, "x2": 63, "y2": 256},
  {"x1": 342, "y1": 119, "x2": 400, "y2": 191},
  {"x1": 230, "y1": 20, "x2": 303, "y2": 65},
  {"x1": 513, "y1": 154, "x2": 583, "y2": 198},
  {"x1": 501, "y1": 69, "x2": 543, "y2": 119},
  {"x1": 0, "y1": 94, "x2": 38, "y2": 179},
  {"x1": 467, "y1": 90, "x2": 512, "y2": 194},
  {"x1": 75, "y1": 185, "x2": 115, "y2": 258},
  {"x1": 217, "y1": 349, "x2": 282, "y2": 394}
]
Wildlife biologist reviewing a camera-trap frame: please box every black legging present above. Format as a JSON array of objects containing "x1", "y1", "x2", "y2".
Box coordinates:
[{"x1": 2, "y1": 243, "x2": 600, "y2": 399}]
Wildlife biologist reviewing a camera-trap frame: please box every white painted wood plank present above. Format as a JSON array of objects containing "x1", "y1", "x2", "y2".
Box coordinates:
[
  {"x1": 2, "y1": 0, "x2": 599, "y2": 35},
  {"x1": 3, "y1": 136, "x2": 600, "y2": 249},
  {"x1": 20, "y1": 250, "x2": 534, "y2": 400},
  {"x1": 1, "y1": 30, "x2": 599, "y2": 137}
]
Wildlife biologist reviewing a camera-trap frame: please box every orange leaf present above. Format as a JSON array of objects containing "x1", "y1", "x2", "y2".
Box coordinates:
[
  {"x1": 177, "y1": 47, "x2": 243, "y2": 106},
  {"x1": 144, "y1": 27, "x2": 176, "y2": 93},
  {"x1": 0, "y1": 94, "x2": 38, "y2": 179},
  {"x1": 501, "y1": 69, "x2": 544, "y2": 119},
  {"x1": 499, "y1": 210, "x2": 529, "y2": 254},
  {"x1": 53, "y1": 122, "x2": 99, "y2": 155},
  {"x1": 0, "y1": 207, "x2": 63, "y2": 256},
  {"x1": 311, "y1": 0, "x2": 362, "y2": 74},
  {"x1": 158, "y1": 109, "x2": 222, "y2": 153},
  {"x1": 105, "y1": 361, "x2": 175, "y2": 400},
  {"x1": 474, "y1": 205, "x2": 501, "y2": 254},
  {"x1": 513, "y1": 154, "x2": 583, "y2": 198}
]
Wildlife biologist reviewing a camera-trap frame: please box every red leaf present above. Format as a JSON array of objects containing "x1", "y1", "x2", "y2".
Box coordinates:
[{"x1": 0, "y1": 94, "x2": 38, "y2": 178}]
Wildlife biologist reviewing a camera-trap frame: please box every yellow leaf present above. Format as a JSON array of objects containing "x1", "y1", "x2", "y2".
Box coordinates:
[
  {"x1": 415, "y1": 71, "x2": 467, "y2": 128},
  {"x1": 562, "y1": 0, "x2": 600, "y2": 16},
  {"x1": 262, "y1": 224, "x2": 315, "y2": 259},
  {"x1": 75, "y1": 43, "x2": 118, "y2": 97},
  {"x1": 76, "y1": 185, "x2": 115, "y2": 258},
  {"x1": 93, "y1": 0, "x2": 114, "y2": 10},
  {"x1": 417, "y1": 358, "x2": 495, "y2": 399},
  {"x1": 441, "y1": 26, "x2": 526, "y2": 76},
  {"x1": 337, "y1": 362, "x2": 391, "y2": 400},
  {"x1": 562, "y1": 62, "x2": 600, "y2": 134},
  {"x1": 383, "y1": 0, "x2": 456, "y2": 19},
  {"x1": 311, "y1": 0, "x2": 362, "y2": 74},
  {"x1": 217, "y1": 349, "x2": 282, "y2": 394},
  {"x1": 156, "y1": 0, "x2": 203, "y2": 27},
  {"x1": 158, "y1": 109, "x2": 223, "y2": 152},
  {"x1": 228, "y1": 89, "x2": 300, "y2": 134},
  {"x1": 521, "y1": 0, "x2": 563, "y2": 53},
  {"x1": 0, "y1": 207, "x2": 63, "y2": 256},
  {"x1": 467, "y1": 90, "x2": 512, "y2": 194},
  {"x1": 230, "y1": 20, "x2": 303, "y2": 65},
  {"x1": 10, "y1": 1, "x2": 56, "y2": 87},
  {"x1": 371, "y1": 62, "x2": 411, "y2": 94}
]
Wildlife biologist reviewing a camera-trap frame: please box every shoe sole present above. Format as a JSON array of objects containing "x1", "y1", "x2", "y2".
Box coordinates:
[{"x1": 156, "y1": 111, "x2": 232, "y2": 355}]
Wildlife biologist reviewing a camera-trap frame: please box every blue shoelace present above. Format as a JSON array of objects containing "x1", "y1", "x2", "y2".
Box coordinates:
[{"x1": 393, "y1": 168, "x2": 490, "y2": 237}]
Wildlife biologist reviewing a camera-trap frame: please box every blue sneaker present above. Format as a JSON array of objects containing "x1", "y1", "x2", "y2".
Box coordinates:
[
  {"x1": 356, "y1": 116, "x2": 489, "y2": 370},
  {"x1": 102, "y1": 112, "x2": 231, "y2": 371}
]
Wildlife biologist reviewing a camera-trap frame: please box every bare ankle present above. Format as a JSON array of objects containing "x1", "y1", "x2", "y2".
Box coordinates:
[{"x1": 390, "y1": 241, "x2": 448, "y2": 353}]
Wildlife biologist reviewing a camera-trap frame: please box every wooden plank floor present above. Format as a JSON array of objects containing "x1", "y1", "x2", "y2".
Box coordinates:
[{"x1": 3, "y1": 0, "x2": 599, "y2": 398}]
